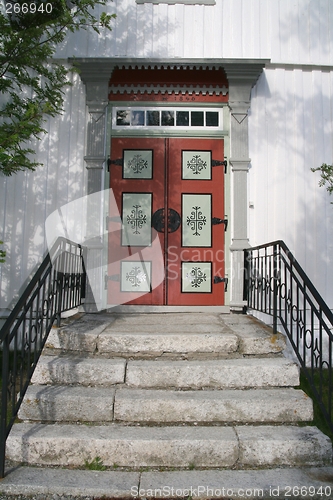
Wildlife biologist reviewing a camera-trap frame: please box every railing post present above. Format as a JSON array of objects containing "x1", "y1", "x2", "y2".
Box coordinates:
[
  {"x1": 243, "y1": 249, "x2": 249, "y2": 305},
  {"x1": 81, "y1": 245, "x2": 87, "y2": 300},
  {"x1": 0, "y1": 335, "x2": 9, "y2": 478},
  {"x1": 273, "y1": 243, "x2": 278, "y2": 335},
  {"x1": 55, "y1": 243, "x2": 65, "y2": 328}
]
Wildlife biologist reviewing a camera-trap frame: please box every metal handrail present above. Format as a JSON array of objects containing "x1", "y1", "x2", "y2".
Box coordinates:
[
  {"x1": 244, "y1": 240, "x2": 333, "y2": 434},
  {"x1": 0, "y1": 237, "x2": 86, "y2": 478}
]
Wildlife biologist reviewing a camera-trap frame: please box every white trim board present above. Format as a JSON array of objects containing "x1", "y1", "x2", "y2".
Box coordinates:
[{"x1": 136, "y1": 1, "x2": 215, "y2": 5}]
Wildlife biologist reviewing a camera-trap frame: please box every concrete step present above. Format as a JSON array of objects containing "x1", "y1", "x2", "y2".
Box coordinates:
[
  {"x1": 19, "y1": 386, "x2": 313, "y2": 424},
  {"x1": 114, "y1": 387, "x2": 313, "y2": 424},
  {"x1": 7, "y1": 422, "x2": 331, "y2": 469},
  {"x1": 6, "y1": 312, "x2": 331, "y2": 489},
  {"x1": 19, "y1": 386, "x2": 116, "y2": 423},
  {"x1": 45, "y1": 312, "x2": 286, "y2": 357},
  {"x1": 31, "y1": 356, "x2": 126, "y2": 386},
  {"x1": 31, "y1": 355, "x2": 298, "y2": 388},
  {"x1": 97, "y1": 330, "x2": 239, "y2": 356},
  {"x1": 125, "y1": 357, "x2": 300, "y2": 389},
  {"x1": 1, "y1": 465, "x2": 333, "y2": 500},
  {"x1": 107, "y1": 313, "x2": 225, "y2": 326}
]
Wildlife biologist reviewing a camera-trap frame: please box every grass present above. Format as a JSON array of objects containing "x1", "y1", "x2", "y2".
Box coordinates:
[
  {"x1": 84, "y1": 456, "x2": 106, "y2": 471},
  {"x1": 299, "y1": 368, "x2": 333, "y2": 441}
]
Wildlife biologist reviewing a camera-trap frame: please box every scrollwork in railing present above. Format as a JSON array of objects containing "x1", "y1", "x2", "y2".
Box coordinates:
[
  {"x1": 245, "y1": 240, "x2": 333, "y2": 434},
  {"x1": 0, "y1": 238, "x2": 86, "y2": 478}
]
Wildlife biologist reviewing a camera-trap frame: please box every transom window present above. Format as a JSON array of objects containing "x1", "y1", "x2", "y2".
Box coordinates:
[{"x1": 112, "y1": 107, "x2": 223, "y2": 131}]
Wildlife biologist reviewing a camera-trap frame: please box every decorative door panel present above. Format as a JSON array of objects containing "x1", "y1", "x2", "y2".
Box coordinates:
[
  {"x1": 167, "y1": 138, "x2": 225, "y2": 306},
  {"x1": 182, "y1": 151, "x2": 212, "y2": 180},
  {"x1": 122, "y1": 193, "x2": 152, "y2": 247},
  {"x1": 108, "y1": 137, "x2": 225, "y2": 306},
  {"x1": 107, "y1": 138, "x2": 165, "y2": 305},
  {"x1": 182, "y1": 194, "x2": 212, "y2": 247},
  {"x1": 123, "y1": 150, "x2": 153, "y2": 179}
]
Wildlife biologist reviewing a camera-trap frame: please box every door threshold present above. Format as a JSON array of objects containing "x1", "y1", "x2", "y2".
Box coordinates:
[{"x1": 105, "y1": 305, "x2": 230, "y2": 313}]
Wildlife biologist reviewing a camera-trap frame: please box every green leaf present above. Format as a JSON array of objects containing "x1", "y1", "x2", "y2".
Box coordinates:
[
  {"x1": 312, "y1": 164, "x2": 333, "y2": 201},
  {"x1": 0, "y1": 1, "x2": 116, "y2": 176}
]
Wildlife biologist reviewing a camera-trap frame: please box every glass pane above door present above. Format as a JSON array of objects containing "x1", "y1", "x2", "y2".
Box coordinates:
[{"x1": 113, "y1": 107, "x2": 223, "y2": 131}]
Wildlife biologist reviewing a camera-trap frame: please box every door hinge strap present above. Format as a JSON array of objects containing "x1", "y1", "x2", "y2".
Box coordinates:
[
  {"x1": 212, "y1": 217, "x2": 228, "y2": 231},
  {"x1": 108, "y1": 158, "x2": 123, "y2": 170},
  {"x1": 104, "y1": 274, "x2": 120, "y2": 289},
  {"x1": 212, "y1": 159, "x2": 227, "y2": 174},
  {"x1": 213, "y1": 276, "x2": 228, "y2": 291}
]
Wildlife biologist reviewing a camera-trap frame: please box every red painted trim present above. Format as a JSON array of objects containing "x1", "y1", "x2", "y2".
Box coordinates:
[
  {"x1": 109, "y1": 66, "x2": 229, "y2": 103},
  {"x1": 109, "y1": 66, "x2": 228, "y2": 87},
  {"x1": 108, "y1": 91, "x2": 228, "y2": 103}
]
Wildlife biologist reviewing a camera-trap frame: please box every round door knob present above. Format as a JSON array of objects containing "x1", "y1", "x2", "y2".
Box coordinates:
[
  {"x1": 167, "y1": 208, "x2": 181, "y2": 233},
  {"x1": 152, "y1": 208, "x2": 181, "y2": 233}
]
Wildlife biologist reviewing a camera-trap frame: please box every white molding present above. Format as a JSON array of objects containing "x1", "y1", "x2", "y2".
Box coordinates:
[
  {"x1": 136, "y1": 0, "x2": 215, "y2": 4},
  {"x1": 71, "y1": 59, "x2": 269, "y2": 84}
]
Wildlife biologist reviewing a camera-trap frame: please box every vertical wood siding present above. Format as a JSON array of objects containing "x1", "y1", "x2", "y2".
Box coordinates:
[
  {"x1": 0, "y1": 72, "x2": 87, "y2": 311},
  {"x1": 249, "y1": 67, "x2": 333, "y2": 306},
  {"x1": 55, "y1": 0, "x2": 333, "y2": 65}
]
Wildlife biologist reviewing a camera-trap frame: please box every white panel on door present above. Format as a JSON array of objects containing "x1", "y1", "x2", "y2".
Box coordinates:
[
  {"x1": 182, "y1": 151, "x2": 212, "y2": 179},
  {"x1": 122, "y1": 193, "x2": 152, "y2": 246},
  {"x1": 181, "y1": 262, "x2": 212, "y2": 293},
  {"x1": 121, "y1": 261, "x2": 152, "y2": 292},
  {"x1": 123, "y1": 150, "x2": 153, "y2": 179},
  {"x1": 182, "y1": 194, "x2": 211, "y2": 247}
]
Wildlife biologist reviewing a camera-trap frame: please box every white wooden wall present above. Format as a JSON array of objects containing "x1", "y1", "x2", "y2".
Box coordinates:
[
  {"x1": 2, "y1": 0, "x2": 333, "y2": 311},
  {"x1": 249, "y1": 66, "x2": 333, "y2": 307},
  {"x1": 0, "y1": 72, "x2": 87, "y2": 311},
  {"x1": 55, "y1": 0, "x2": 333, "y2": 66}
]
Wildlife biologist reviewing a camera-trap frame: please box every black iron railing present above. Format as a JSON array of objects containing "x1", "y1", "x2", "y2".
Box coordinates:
[
  {"x1": 0, "y1": 237, "x2": 86, "y2": 478},
  {"x1": 244, "y1": 240, "x2": 333, "y2": 434}
]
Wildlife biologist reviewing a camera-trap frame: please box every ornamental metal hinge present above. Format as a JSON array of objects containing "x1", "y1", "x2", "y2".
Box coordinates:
[
  {"x1": 107, "y1": 157, "x2": 123, "y2": 171},
  {"x1": 106, "y1": 216, "x2": 122, "y2": 229},
  {"x1": 213, "y1": 276, "x2": 228, "y2": 291},
  {"x1": 212, "y1": 216, "x2": 228, "y2": 231},
  {"x1": 212, "y1": 159, "x2": 228, "y2": 174},
  {"x1": 104, "y1": 273, "x2": 120, "y2": 289}
]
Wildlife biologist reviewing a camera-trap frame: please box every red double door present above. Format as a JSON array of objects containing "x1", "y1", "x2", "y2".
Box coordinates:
[{"x1": 107, "y1": 137, "x2": 226, "y2": 306}]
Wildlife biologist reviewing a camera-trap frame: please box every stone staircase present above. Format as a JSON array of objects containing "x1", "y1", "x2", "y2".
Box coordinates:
[{"x1": 3, "y1": 312, "x2": 333, "y2": 498}]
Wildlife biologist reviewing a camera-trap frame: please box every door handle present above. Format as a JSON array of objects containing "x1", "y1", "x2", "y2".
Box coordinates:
[{"x1": 152, "y1": 208, "x2": 181, "y2": 233}]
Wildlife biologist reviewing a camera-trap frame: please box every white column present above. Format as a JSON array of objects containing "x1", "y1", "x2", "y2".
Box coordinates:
[
  {"x1": 226, "y1": 72, "x2": 258, "y2": 308},
  {"x1": 83, "y1": 82, "x2": 109, "y2": 311}
]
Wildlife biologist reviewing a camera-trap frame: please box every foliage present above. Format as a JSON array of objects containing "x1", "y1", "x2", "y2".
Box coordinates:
[
  {"x1": 311, "y1": 164, "x2": 333, "y2": 203},
  {"x1": 0, "y1": 241, "x2": 6, "y2": 263},
  {"x1": 84, "y1": 456, "x2": 106, "y2": 471},
  {"x1": 299, "y1": 369, "x2": 333, "y2": 442},
  {"x1": 0, "y1": 0, "x2": 115, "y2": 176}
]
